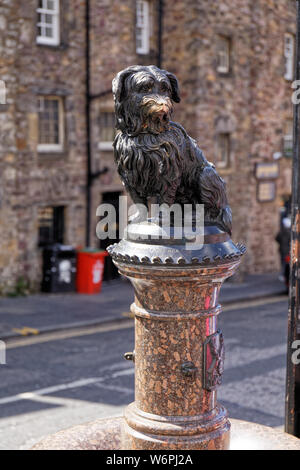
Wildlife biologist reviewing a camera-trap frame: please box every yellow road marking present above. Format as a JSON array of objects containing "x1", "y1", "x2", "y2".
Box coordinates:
[
  {"x1": 222, "y1": 295, "x2": 287, "y2": 312},
  {"x1": 12, "y1": 327, "x2": 40, "y2": 336},
  {"x1": 7, "y1": 320, "x2": 134, "y2": 349},
  {"x1": 122, "y1": 311, "x2": 134, "y2": 318}
]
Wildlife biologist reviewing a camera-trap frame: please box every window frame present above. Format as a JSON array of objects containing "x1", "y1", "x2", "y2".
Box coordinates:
[
  {"x1": 36, "y1": 0, "x2": 60, "y2": 47},
  {"x1": 283, "y1": 118, "x2": 293, "y2": 158},
  {"x1": 98, "y1": 111, "x2": 117, "y2": 151},
  {"x1": 217, "y1": 36, "x2": 231, "y2": 74},
  {"x1": 136, "y1": 0, "x2": 150, "y2": 55},
  {"x1": 37, "y1": 96, "x2": 65, "y2": 154},
  {"x1": 284, "y1": 33, "x2": 295, "y2": 81},
  {"x1": 216, "y1": 133, "x2": 231, "y2": 169}
]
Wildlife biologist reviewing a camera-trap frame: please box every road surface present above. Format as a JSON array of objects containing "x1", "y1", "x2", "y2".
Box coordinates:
[{"x1": 0, "y1": 295, "x2": 288, "y2": 449}]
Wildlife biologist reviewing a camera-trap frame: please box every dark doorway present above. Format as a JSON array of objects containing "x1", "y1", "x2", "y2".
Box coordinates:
[
  {"x1": 99, "y1": 192, "x2": 121, "y2": 281},
  {"x1": 38, "y1": 206, "x2": 65, "y2": 247}
]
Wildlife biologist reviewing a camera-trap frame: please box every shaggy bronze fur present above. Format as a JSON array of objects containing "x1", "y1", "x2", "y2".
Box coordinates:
[{"x1": 112, "y1": 65, "x2": 232, "y2": 234}]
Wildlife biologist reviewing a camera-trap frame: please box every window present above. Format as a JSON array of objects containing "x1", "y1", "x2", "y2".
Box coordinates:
[
  {"x1": 216, "y1": 133, "x2": 231, "y2": 168},
  {"x1": 284, "y1": 33, "x2": 295, "y2": 81},
  {"x1": 37, "y1": 0, "x2": 60, "y2": 46},
  {"x1": 283, "y1": 119, "x2": 293, "y2": 158},
  {"x1": 0, "y1": 80, "x2": 6, "y2": 105},
  {"x1": 38, "y1": 96, "x2": 64, "y2": 153},
  {"x1": 217, "y1": 36, "x2": 230, "y2": 74},
  {"x1": 136, "y1": 1, "x2": 150, "y2": 55},
  {"x1": 38, "y1": 206, "x2": 64, "y2": 247},
  {"x1": 98, "y1": 112, "x2": 117, "y2": 151}
]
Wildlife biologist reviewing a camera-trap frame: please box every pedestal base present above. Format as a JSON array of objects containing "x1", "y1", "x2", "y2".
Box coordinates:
[
  {"x1": 32, "y1": 416, "x2": 300, "y2": 451},
  {"x1": 122, "y1": 403, "x2": 230, "y2": 450}
]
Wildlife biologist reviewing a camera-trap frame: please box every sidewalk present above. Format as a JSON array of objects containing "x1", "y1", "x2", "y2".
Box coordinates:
[{"x1": 0, "y1": 273, "x2": 287, "y2": 340}]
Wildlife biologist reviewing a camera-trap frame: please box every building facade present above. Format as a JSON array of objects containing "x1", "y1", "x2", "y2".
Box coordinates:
[
  {"x1": 159, "y1": 0, "x2": 296, "y2": 274},
  {"x1": 0, "y1": 0, "x2": 296, "y2": 293}
]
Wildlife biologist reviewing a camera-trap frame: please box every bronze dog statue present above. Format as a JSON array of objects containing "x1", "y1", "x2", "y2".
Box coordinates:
[{"x1": 112, "y1": 65, "x2": 232, "y2": 234}]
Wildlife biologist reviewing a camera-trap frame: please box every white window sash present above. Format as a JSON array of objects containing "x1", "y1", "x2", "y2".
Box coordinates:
[
  {"x1": 36, "y1": 0, "x2": 60, "y2": 46},
  {"x1": 98, "y1": 142, "x2": 114, "y2": 151},
  {"x1": 37, "y1": 97, "x2": 64, "y2": 153},
  {"x1": 284, "y1": 135, "x2": 293, "y2": 145},
  {"x1": 284, "y1": 34, "x2": 294, "y2": 81},
  {"x1": 283, "y1": 135, "x2": 293, "y2": 157},
  {"x1": 217, "y1": 38, "x2": 230, "y2": 73},
  {"x1": 37, "y1": 143, "x2": 64, "y2": 153},
  {"x1": 136, "y1": 1, "x2": 150, "y2": 55},
  {"x1": 217, "y1": 134, "x2": 230, "y2": 168}
]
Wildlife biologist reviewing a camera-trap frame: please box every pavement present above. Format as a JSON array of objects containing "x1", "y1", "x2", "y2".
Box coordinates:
[{"x1": 0, "y1": 272, "x2": 287, "y2": 341}]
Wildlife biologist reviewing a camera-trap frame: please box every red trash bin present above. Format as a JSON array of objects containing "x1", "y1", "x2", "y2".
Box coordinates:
[{"x1": 76, "y1": 249, "x2": 108, "y2": 294}]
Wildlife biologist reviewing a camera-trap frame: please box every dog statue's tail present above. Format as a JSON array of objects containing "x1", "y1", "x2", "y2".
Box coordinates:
[
  {"x1": 219, "y1": 205, "x2": 232, "y2": 236},
  {"x1": 199, "y1": 165, "x2": 232, "y2": 235}
]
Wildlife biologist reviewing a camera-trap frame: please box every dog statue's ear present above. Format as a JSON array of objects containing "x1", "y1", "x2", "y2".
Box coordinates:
[
  {"x1": 165, "y1": 71, "x2": 181, "y2": 103},
  {"x1": 112, "y1": 66, "x2": 140, "y2": 103}
]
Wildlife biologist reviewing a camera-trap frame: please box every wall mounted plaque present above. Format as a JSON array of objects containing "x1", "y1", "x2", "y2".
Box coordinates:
[
  {"x1": 257, "y1": 181, "x2": 276, "y2": 202},
  {"x1": 255, "y1": 162, "x2": 279, "y2": 180}
]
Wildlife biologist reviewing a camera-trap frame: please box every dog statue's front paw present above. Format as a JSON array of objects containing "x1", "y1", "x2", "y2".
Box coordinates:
[{"x1": 128, "y1": 211, "x2": 146, "y2": 224}]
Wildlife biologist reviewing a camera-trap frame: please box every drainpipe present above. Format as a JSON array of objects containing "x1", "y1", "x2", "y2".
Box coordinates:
[
  {"x1": 85, "y1": 0, "x2": 92, "y2": 247},
  {"x1": 157, "y1": 0, "x2": 163, "y2": 68},
  {"x1": 85, "y1": 1, "x2": 110, "y2": 247}
]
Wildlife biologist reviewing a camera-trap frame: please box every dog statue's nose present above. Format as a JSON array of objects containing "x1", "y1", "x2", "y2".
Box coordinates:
[
  {"x1": 157, "y1": 104, "x2": 169, "y2": 121},
  {"x1": 157, "y1": 110, "x2": 169, "y2": 122},
  {"x1": 160, "y1": 104, "x2": 169, "y2": 114}
]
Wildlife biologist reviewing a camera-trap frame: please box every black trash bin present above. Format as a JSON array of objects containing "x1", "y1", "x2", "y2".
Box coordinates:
[{"x1": 41, "y1": 244, "x2": 77, "y2": 293}]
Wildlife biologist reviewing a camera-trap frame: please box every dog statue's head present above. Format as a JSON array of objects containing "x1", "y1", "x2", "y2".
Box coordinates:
[{"x1": 112, "y1": 65, "x2": 180, "y2": 136}]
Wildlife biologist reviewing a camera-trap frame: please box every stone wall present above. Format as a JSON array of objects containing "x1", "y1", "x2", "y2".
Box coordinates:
[
  {"x1": 0, "y1": 0, "x2": 297, "y2": 292},
  {"x1": 161, "y1": 0, "x2": 296, "y2": 274},
  {"x1": 0, "y1": 0, "x2": 87, "y2": 292},
  {"x1": 0, "y1": 0, "x2": 24, "y2": 293}
]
